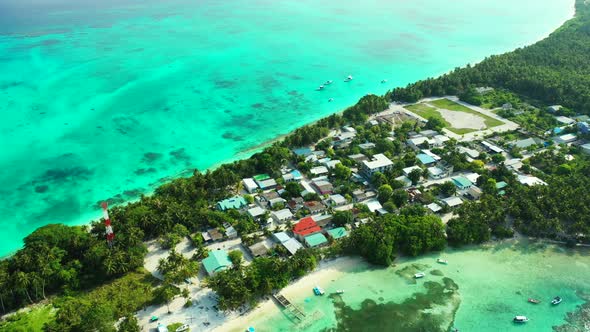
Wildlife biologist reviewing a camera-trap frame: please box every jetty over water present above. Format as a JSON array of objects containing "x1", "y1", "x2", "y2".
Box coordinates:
[{"x1": 272, "y1": 293, "x2": 306, "y2": 321}]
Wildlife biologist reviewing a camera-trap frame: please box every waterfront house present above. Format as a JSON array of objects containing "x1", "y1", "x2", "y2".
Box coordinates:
[
  {"x1": 361, "y1": 153, "x2": 394, "y2": 178},
  {"x1": 216, "y1": 196, "x2": 247, "y2": 211},
  {"x1": 242, "y1": 178, "x2": 258, "y2": 193},
  {"x1": 202, "y1": 250, "x2": 232, "y2": 276},
  {"x1": 293, "y1": 217, "x2": 322, "y2": 241},
  {"x1": 282, "y1": 238, "x2": 304, "y2": 255},
  {"x1": 271, "y1": 209, "x2": 293, "y2": 223},
  {"x1": 304, "y1": 233, "x2": 329, "y2": 248}
]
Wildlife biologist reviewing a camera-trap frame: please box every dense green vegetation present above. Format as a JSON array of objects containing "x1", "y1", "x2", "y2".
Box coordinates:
[
  {"x1": 0, "y1": 305, "x2": 55, "y2": 331},
  {"x1": 389, "y1": 1, "x2": 590, "y2": 112}
]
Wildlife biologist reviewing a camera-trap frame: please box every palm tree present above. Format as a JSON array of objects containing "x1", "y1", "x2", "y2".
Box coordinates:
[{"x1": 13, "y1": 271, "x2": 33, "y2": 304}]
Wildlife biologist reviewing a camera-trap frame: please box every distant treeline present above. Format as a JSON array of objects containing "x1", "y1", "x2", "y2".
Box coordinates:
[{"x1": 388, "y1": 0, "x2": 590, "y2": 112}]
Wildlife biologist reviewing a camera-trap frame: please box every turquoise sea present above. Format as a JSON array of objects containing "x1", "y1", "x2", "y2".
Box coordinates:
[
  {"x1": 243, "y1": 239, "x2": 590, "y2": 332},
  {"x1": 0, "y1": 0, "x2": 574, "y2": 256}
]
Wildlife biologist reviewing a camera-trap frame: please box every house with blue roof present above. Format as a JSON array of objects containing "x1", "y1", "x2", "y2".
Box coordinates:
[
  {"x1": 216, "y1": 196, "x2": 247, "y2": 211},
  {"x1": 452, "y1": 176, "x2": 473, "y2": 190},
  {"x1": 417, "y1": 153, "x2": 436, "y2": 165},
  {"x1": 202, "y1": 250, "x2": 232, "y2": 276}
]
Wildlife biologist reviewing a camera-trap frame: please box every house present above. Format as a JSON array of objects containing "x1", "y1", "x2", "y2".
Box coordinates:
[
  {"x1": 426, "y1": 203, "x2": 442, "y2": 213},
  {"x1": 327, "y1": 227, "x2": 348, "y2": 240},
  {"x1": 441, "y1": 196, "x2": 463, "y2": 208},
  {"x1": 271, "y1": 209, "x2": 293, "y2": 223},
  {"x1": 202, "y1": 250, "x2": 232, "y2": 276},
  {"x1": 395, "y1": 175, "x2": 413, "y2": 188},
  {"x1": 547, "y1": 105, "x2": 563, "y2": 113},
  {"x1": 464, "y1": 172, "x2": 480, "y2": 185},
  {"x1": 269, "y1": 197, "x2": 286, "y2": 208},
  {"x1": 282, "y1": 169, "x2": 303, "y2": 182},
  {"x1": 287, "y1": 197, "x2": 305, "y2": 211},
  {"x1": 304, "y1": 233, "x2": 329, "y2": 248},
  {"x1": 273, "y1": 231, "x2": 291, "y2": 243},
  {"x1": 293, "y1": 217, "x2": 322, "y2": 241},
  {"x1": 348, "y1": 153, "x2": 368, "y2": 164},
  {"x1": 402, "y1": 165, "x2": 422, "y2": 176},
  {"x1": 574, "y1": 115, "x2": 590, "y2": 122},
  {"x1": 505, "y1": 158, "x2": 523, "y2": 171},
  {"x1": 481, "y1": 141, "x2": 504, "y2": 154},
  {"x1": 313, "y1": 180, "x2": 334, "y2": 195},
  {"x1": 466, "y1": 186, "x2": 483, "y2": 200},
  {"x1": 242, "y1": 178, "x2": 258, "y2": 193},
  {"x1": 342, "y1": 126, "x2": 356, "y2": 133},
  {"x1": 207, "y1": 228, "x2": 224, "y2": 241},
  {"x1": 432, "y1": 135, "x2": 450, "y2": 147},
  {"x1": 417, "y1": 153, "x2": 437, "y2": 165},
  {"x1": 511, "y1": 138, "x2": 541, "y2": 150},
  {"x1": 224, "y1": 223, "x2": 238, "y2": 239},
  {"x1": 475, "y1": 87, "x2": 494, "y2": 94},
  {"x1": 328, "y1": 194, "x2": 347, "y2": 206},
  {"x1": 427, "y1": 166, "x2": 446, "y2": 180},
  {"x1": 555, "y1": 116, "x2": 575, "y2": 125},
  {"x1": 333, "y1": 132, "x2": 356, "y2": 147},
  {"x1": 578, "y1": 122, "x2": 590, "y2": 134},
  {"x1": 452, "y1": 176, "x2": 473, "y2": 190},
  {"x1": 304, "y1": 201, "x2": 327, "y2": 214},
  {"x1": 282, "y1": 238, "x2": 304, "y2": 255},
  {"x1": 300, "y1": 181, "x2": 316, "y2": 197},
  {"x1": 581, "y1": 143, "x2": 590, "y2": 155},
  {"x1": 517, "y1": 175, "x2": 547, "y2": 186},
  {"x1": 258, "y1": 178, "x2": 277, "y2": 190},
  {"x1": 248, "y1": 242, "x2": 270, "y2": 257},
  {"x1": 310, "y1": 166, "x2": 329, "y2": 176},
  {"x1": 201, "y1": 231, "x2": 212, "y2": 242},
  {"x1": 293, "y1": 147, "x2": 313, "y2": 157},
  {"x1": 323, "y1": 160, "x2": 341, "y2": 169},
  {"x1": 420, "y1": 129, "x2": 439, "y2": 137},
  {"x1": 358, "y1": 142, "x2": 376, "y2": 150},
  {"x1": 369, "y1": 119, "x2": 379, "y2": 126},
  {"x1": 553, "y1": 134, "x2": 577, "y2": 144},
  {"x1": 407, "y1": 136, "x2": 431, "y2": 149},
  {"x1": 363, "y1": 199, "x2": 383, "y2": 213},
  {"x1": 312, "y1": 214, "x2": 333, "y2": 227},
  {"x1": 458, "y1": 146, "x2": 480, "y2": 159},
  {"x1": 216, "y1": 196, "x2": 247, "y2": 211},
  {"x1": 496, "y1": 181, "x2": 508, "y2": 195},
  {"x1": 260, "y1": 190, "x2": 280, "y2": 202},
  {"x1": 352, "y1": 189, "x2": 377, "y2": 202},
  {"x1": 247, "y1": 206, "x2": 266, "y2": 219},
  {"x1": 361, "y1": 153, "x2": 394, "y2": 177},
  {"x1": 502, "y1": 103, "x2": 512, "y2": 110}
]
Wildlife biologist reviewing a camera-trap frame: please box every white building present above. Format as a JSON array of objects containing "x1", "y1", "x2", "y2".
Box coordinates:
[
  {"x1": 242, "y1": 178, "x2": 258, "y2": 193},
  {"x1": 402, "y1": 165, "x2": 422, "y2": 176},
  {"x1": 363, "y1": 199, "x2": 383, "y2": 213},
  {"x1": 310, "y1": 166, "x2": 329, "y2": 176},
  {"x1": 441, "y1": 196, "x2": 463, "y2": 208},
  {"x1": 361, "y1": 153, "x2": 394, "y2": 177},
  {"x1": 427, "y1": 166, "x2": 446, "y2": 179},
  {"x1": 271, "y1": 209, "x2": 293, "y2": 223},
  {"x1": 300, "y1": 180, "x2": 316, "y2": 197},
  {"x1": 282, "y1": 238, "x2": 304, "y2": 256},
  {"x1": 517, "y1": 175, "x2": 547, "y2": 187},
  {"x1": 247, "y1": 206, "x2": 266, "y2": 219},
  {"x1": 329, "y1": 194, "x2": 347, "y2": 206},
  {"x1": 553, "y1": 134, "x2": 577, "y2": 144}
]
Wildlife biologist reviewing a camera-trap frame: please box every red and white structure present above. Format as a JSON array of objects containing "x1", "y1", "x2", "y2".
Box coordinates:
[{"x1": 101, "y1": 202, "x2": 115, "y2": 246}]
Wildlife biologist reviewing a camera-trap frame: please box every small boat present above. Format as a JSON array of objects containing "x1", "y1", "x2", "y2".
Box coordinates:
[
  {"x1": 528, "y1": 298, "x2": 541, "y2": 304},
  {"x1": 551, "y1": 296, "x2": 562, "y2": 305},
  {"x1": 325, "y1": 80, "x2": 333, "y2": 85},
  {"x1": 328, "y1": 98, "x2": 333, "y2": 102},
  {"x1": 414, "y1": 272, "x2": 425, "y2": 279},
  {"x1": 513, "y1": 316, "x2": 529, "y2": 323},
  {"x1": 247, "y1": 327, "x2": 255, "y2": 332},
  {"x1": 437, "y1": 258, "x2": 448, "y2": 264},
  {"x1": 176, "y1": 324, "x2": 190, "y2": 332},
  {"x1": 345, "y1": 75, "x2": 353, "y2": 82},
  {"x1": 336, "y1": 290, "x2": 344, "y2": 294},
  {"x1": 381, "y1": 79, "x2": 387, "y2": 83},
  {"x1": 313, "y1": 286, "x2": 325, "y2": 295},
  {"x1": 150, "y1": 315, "x2": 159, "y2": 322},
  {"x1": 317, "y1": 85, "x2": 324, "y2": 90}
]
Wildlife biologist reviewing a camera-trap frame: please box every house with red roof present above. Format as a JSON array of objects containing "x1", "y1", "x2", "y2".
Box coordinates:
[{"x1": 292, "y1": 216, "x2": 321, "y2": 241}]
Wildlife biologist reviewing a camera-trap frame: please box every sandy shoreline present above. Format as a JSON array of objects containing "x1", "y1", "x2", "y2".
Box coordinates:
[{"x1": 211, "y1": 256, "x2": 364, "y2": 332}]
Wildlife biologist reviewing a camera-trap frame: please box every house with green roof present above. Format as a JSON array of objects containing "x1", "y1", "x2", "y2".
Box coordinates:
[
  {"x1": 304, "y1": 233, "x2": 328, "y2": 248},
  {"x1": 202, "y1": 250, "x2": 232, "y2": 276},
  {"x1": 327, "y1": 227, "x2": 348, "y2": 240},
  {"x1": 452, "y1": 176, "x2": 473, "y2": 190},
  {"x1": 495, "y1": 181, "x2": 508, "y2": 196},
  {"x1": 216, "y1": 196, "x2": 247, "y2": 211}
]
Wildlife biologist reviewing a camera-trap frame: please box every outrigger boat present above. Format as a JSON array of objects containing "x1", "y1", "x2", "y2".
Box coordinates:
[
  {"x1": 336, "y1": 290, "x2": 344, "y2": 294},
  {"x1": 414, "y1": 272, "x2": 425, "y2": 279},
  {"x1": 175, "y1": 324, "x2": 190, "y2": 332},
  {"x1": 313, "y1": 286, "x2": 325, "y2": 296},
  {"x1": 436, "y1": 258, "x2": 448, "y2": 264},
  {"x1": 513, "y1": 316, "x2": 529, "y2": 323},
  {"x1": 344, "y1": 75, "x2": 353, "y2": 82},
  {"x1": 551, "y1": 296, "x2": 562, "y2": 305},
  {"x1": 528, "y1": 298, "x2": 541, "y2": 304},
  {"x1": 317, "y1": 85, "x2": 324, "y2": 90},
  {"x1": 325, "y1": 80, "x2": 333, "y2": 85}
]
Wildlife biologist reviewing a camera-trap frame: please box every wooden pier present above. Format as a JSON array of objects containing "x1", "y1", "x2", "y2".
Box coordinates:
[{"x1": 272, "y1": 293, "x2": 306, "y2": 321}]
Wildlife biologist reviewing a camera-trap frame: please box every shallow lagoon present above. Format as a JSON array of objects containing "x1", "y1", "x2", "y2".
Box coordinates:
[
  {"x1": 0, "y1": 0, "x2": 574, "y2": 255},
  {"x1": 247, "y1": 239, "x2": 590, "y2": 331}
]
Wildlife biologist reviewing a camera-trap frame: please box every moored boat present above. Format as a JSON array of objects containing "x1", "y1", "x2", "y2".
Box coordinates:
[
  {"x1": 513, "y1": 315, "x2": 529, "y2": 323},
  {"x1": 345, "y1": 75, "x2": 353, "y2": 82},
  {"x1": 317, "y1": 85, "x2": 324, "y2": 90},
  {"x1": 336, "y1": 290, "x2": 344, "y2": 294},
  {"x1": 528, "y1": 298, "x2": 541, "y2": 304},
  {"x1": 414, "y1": 272, "x2": 425, "y2": 279},
  {"x1": 381, "y1": 79, "x2": 387, "y2": 83},
  {"x1": 175, "y1": 324, "x2": 190, "y2": 332},
  {"x1": 551, "y1": 296, "x2": 562, "y2": 305},
  {"x1": 313, "y1": 286, "x2": 325, "y2": 295},
  {"x1": 325, "y1": 80, "x2": 333, "y2": 85},
  {"x1": 437, "y1": 258, "x2": 448, "y2": 264}
]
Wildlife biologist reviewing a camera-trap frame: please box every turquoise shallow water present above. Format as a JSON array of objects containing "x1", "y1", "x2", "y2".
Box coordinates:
[
  {"x1": 246, "y1": 239, "x2": 590, "y2": 331},
  {"x1": 0, "y1": 0, "x2": 574, "y2": 255}
]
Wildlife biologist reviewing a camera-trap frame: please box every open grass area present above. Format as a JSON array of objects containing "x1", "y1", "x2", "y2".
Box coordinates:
[
  {"x1": 404, "y1": 103, "x2": 477, "y2": 135},
  {"x1": 0, "y1": 305, "x2": 56, "y2": 331},
  {"x1": 429, "y1": 99, "x2": 504, "y2": 128}
]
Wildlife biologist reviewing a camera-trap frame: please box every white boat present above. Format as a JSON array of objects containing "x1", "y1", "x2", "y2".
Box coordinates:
[
  {"x1": 437, "y1": 258, "x2": 448, "y2": 264},
  {"x1": 325, "y1": 80, "x2": 333, "y2": 85},
  {"x1": 513, "y1": 316, "x2": 529, "y2": 323},
  {"x1": 313, "y1": 286, "x2": 325, "y2": 295},
  {"x1": 176, "y1": 324, "x2": 190, "y2": 332},
  {"x1": 414, "y1": 272, "x2": 425, "y2": 279},
  {"x1": 317, "y1": 85, "x2": 324, "y2": 90},
  {"x1": 328, "y1": 98, "x2": 333, "y2": 102},
  {"x1": 336, "y1": 290, "x2": 344, "y2": 294},
  {"x1": 381, "y1": 79, "x2": 387, "y2": 83},
  {"x1": 551, "y1": 296, "x2": 562, "y2": 305},
  {"x1": 345, "y1": 75, "x2": 353, "y2": 82}
]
